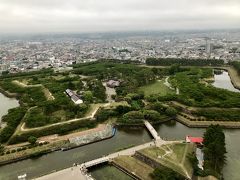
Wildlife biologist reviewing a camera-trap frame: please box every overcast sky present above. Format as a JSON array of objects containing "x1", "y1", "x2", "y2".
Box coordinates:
[{"x1": 0, "y1": 0, "x2": 240, "y2": 34}]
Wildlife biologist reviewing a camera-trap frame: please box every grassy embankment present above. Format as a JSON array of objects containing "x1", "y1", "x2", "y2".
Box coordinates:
[
  {"x1": 113, "y1": 156, "x2": 154, "y2": 180},
  {"x1": 139, "y1": 79, "x2": 175, "y2": 96},
  {"x1": 112, "y1": 142, "x2": 194, "y2": 179},
  {"x1": 139, "y1": 143, "x2": 194, "y2": 178}
]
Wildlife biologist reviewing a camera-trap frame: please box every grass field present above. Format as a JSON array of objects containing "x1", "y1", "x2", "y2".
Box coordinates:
[
  {"x1": 113, "y1": 156, "x2": 154, "y2": 180},
  {"x1": 139, "y1": 143, "x2": 194, "y2": 178},
  {"x1": 139, "y1": 80, "x2": 174, "y2": 96}
]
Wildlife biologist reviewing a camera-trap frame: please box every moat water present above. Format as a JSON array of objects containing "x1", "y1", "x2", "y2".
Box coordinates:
[
  {"x1": 0, "y1": 93, "x2": 19, "y2": 126},
  {"x1": 0, "y1": 71, "x2": 240, "y2": 180},
  {"x1": 0, "y1": 121, "x2": 239, "y2": 180},
  {"x1": 212, "y1": 70, "x2": 240, "y2": 92}
]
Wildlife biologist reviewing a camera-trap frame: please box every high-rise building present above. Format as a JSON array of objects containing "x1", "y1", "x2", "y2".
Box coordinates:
[{"x1": 206, "y1": 39, "x2": 213, "y2": 56}]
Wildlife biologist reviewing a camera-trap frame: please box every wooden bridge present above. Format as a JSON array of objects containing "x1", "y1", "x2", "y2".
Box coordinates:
[
  {"x1": 143, "y1": 120, "x2": 162, "y2": 141},
  {"x1": 83, "y1": 157, "x2": 109, "y2": 168}
]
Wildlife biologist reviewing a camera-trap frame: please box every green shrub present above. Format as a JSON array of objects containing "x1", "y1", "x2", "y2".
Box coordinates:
[
  {"x1": 143, "y1": 110, "x2": 162, "y2": 122},
  {"x1": 10, "y1": 149, "x2": 16, "y2": 153},
  {"x1": 165, "y1": 107, "x2": 178, "y2": 117},
  {"x1": 6, "y1": 151, "x2": 10, "y2": 154},
  {"x1": 95, "y1": 108, "x2": 117, "y2": 122},
  {"x1": 28, "y1": 136, "x2": 37, "y2": 145},
  {"x1": 17, "y1": 148, "x2": 23, "y2": 152}
]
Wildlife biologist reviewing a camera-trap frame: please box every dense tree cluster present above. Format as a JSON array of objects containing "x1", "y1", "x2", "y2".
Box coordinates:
[
  {"x1": 146, "y1": 58, "x2": 224, "y2": 66},
  {"x1": 94, "y1": 108, "x2": 117, "y2": 122},
  {"x1": 121, "y1": 111, "x2": 144, "y2": 124},
  {"x1": 0, "y1": 69, "x2": 53, "y2": 78},
  {"x1": 170, "y1": 69, "x2": 240, "y2": 108},
  {"x1": 230, "y1": 61, "x2": 240, "y2": 74},
  {"x1": 73, "y1": 61, "x2": 158, "y2": 96},
  {"x1": 194, "y1": 109, "x2": 240, "y2": 121},
  {"x1": 0, "y1": 107, "x2": 27, "y2": 143},
  {"x1": 87, "y1": 79, "x2": 106, "y2": 102},
  {"x1": 115, "y1": 105, "x2": 133, "y2": 115},
  {"x1": 203, "y1": 125, "x2": 226, "y2": 177},
  {"x1": 119, "y1": 109, "x2": 167, "y2": 125},
  {"x1": 0, "y1": 72, "x2": 92, "y2": 130}
]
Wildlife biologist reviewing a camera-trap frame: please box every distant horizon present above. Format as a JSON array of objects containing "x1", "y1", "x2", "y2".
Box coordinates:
[{"x1": 0, "y1": 28, "x2": 240, "y2": 37}]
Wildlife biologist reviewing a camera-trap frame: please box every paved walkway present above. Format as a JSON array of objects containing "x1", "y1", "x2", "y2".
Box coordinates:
[{"x1": 35, "y1": 166, "x2": 91, "y2": 180}]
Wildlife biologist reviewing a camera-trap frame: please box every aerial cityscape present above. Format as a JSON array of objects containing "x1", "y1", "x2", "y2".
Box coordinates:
[
  {"x1": 1, "y1": 31, "x2": 240, "y2": 74},
  {"x1": 0, "y1": 0, "x2": 240, "y2": 180}
]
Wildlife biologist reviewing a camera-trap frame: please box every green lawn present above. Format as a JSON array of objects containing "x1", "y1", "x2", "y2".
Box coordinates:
[
  {"x1": 139, "y1": 143, "x2": 194, "y2": 178},
  {"x1": 139, "y1": 80, "x2": 174, "y2": 96}
]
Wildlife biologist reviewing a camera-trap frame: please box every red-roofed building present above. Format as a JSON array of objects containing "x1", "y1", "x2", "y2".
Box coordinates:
[{"x1": 186, "y1": 136, "x2": 203, "y2": 144}]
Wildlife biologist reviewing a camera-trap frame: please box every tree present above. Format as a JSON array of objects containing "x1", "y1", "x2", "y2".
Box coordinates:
[
  {"x1": 32, "y1": 76, "x2": 39, "y2": 82},
  {"x1": 28, "y1": 136, "x2": 37, "y2": 145},
  {"x1": 115, "y1": 105, "x2": 132, "y2": 115},
  {"x1": 231, "y1": 61, "x2": 240, "y2": 74},
  {"x1": 169, "y1": 64, "x2": 180, "y2": 75},
  {"x1": 143, "y1": 110, "x2": 162, "y2": 122},
  {"x1": 122, "y1": 111, "x2": 144, "y2": 124},
  {"x1": 203, "y1": 125, "x2": 226, "y2": 176},
  {"x1": 67, "y1": 81, "x2": 75, "y2": 89},
  {"x1": 165, "y1": 107, "x2": 178, "y2": 117},
  {"x1": 83, "y1": 91, "x2": 93, "y2": 102},
  {"x1": 95, "y1": 108, "x2": 116, "y2": 122},
  {"x1": 1, "y1": 70, "x2": 9, "y2": 75},
  {"x1": 0, "y1": 144, "x2": 4, "y2": 154}
]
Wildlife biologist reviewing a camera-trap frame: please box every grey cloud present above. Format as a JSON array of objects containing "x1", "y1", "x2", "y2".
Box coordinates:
[{"x1": 0, "y1": 0, "x2": 239, "y2": 33}]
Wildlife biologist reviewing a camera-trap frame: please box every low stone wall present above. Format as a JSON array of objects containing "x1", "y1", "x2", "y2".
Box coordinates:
[
  {"x1": 111, "y1": 161, "x2": 140, "y2": 180},
  {"x1": 116, "y1": 117, "x2": 172, "y2": 127},
  {"x1": 134, "y1": 151, "x2": 163, "y2": 169},
  {"x1": 176, "y1": 115, "x2": 240, "y2": 129},
  {"x1": 134, "y1": 151, "x2": 190, "y2": 180},
  {"x1": 69, "y1": 124, "x2": 114, "y2": 146}
]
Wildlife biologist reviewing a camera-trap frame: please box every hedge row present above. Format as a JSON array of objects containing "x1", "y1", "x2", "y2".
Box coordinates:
[{"x1": 8, "y1": 119, "x2": 96, "y2": 144}]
